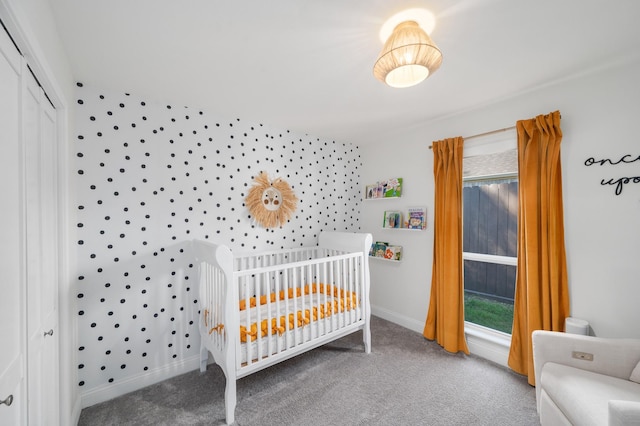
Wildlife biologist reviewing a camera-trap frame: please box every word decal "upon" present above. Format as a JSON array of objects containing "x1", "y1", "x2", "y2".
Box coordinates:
[{"x1": 584, "y1": 154, "x2": 640, "y2": 196}]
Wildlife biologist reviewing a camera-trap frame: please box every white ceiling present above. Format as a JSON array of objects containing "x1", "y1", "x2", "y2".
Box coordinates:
[{"x1": 50, "y1": 0, "x2": 640, "y2": 145}]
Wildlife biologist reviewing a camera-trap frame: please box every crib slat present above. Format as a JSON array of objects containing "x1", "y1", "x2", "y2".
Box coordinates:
[{"x1": 292, "y1": 265, "x2": 299, "y2": 347}]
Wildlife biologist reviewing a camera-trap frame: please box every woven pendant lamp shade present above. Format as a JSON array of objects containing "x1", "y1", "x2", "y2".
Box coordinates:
[{"x1": 373, "y1": 20, "x2": 443, "y2": 88}]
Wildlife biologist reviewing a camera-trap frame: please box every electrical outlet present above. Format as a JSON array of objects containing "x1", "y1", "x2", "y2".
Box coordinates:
[{"x1": 572, "y1": 351, "x2": 594, "y2": 361}]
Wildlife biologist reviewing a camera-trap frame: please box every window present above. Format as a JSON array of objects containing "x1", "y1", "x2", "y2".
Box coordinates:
[{"x1": 462, "y1": 131, "x2": 517, "y2": 335}]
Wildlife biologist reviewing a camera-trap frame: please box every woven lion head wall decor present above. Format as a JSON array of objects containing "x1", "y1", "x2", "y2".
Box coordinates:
[{"x1": 245, "y1": 171, "x2": 298, "y2": 228}]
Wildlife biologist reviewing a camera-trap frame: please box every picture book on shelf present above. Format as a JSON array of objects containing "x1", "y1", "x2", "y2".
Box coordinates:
[
  {"x1": 364, "y1": 177, "x2": 403, "y2": 199},
  {"x1": 382, "y1": 177, "x2": 402, "y2": 198},
  {"x1": 365, "y1": 184, "x2": 378, "y2": 199},
  {"x1": 405, "y1": 206, "x2": 427, "y2": 230},
  {"x1": 370, "y1": 241, "x2": 402, "y2": 261},
  {"x1": 370, "y1": 241, "x2": 389, "y2": 258},
  {"x1": 384, "y1": 245, "x2": 402, "y2": 261},
  {"x1": 383, "y1": 211, "x2": 402, "y2": 229}
]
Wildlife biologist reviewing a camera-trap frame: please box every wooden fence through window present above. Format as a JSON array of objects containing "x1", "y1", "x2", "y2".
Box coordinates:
[{"x1": 463, "y1": 181, "x2": 518, "y2": 304}]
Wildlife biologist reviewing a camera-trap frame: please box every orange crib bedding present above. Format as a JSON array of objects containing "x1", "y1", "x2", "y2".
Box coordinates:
[{"x1": 203, "y1": 283, "x2": 359, "y2": 343}]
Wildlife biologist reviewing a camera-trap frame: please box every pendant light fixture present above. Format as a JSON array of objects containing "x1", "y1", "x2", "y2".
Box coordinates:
[{"x1": 373, "y1": 10, "x2": 442, "y2": 88}]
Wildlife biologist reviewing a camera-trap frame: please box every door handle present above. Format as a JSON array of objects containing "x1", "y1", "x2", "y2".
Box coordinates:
[
  {"x1": 0, "y1": 394, "x2": 13, "y2": 407},
  {"x1": 44, "y1": 329, "x2": 54, "y2": 337}
]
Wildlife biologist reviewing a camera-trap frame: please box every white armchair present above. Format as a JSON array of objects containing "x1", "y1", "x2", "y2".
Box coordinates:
[{"x1": 532, "y1": 330, "x2": 640, "y2": 425}]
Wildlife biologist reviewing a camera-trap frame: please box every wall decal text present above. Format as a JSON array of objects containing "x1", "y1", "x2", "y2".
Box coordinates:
[{"x1": 584, "y1": 154, "x2": 640, "y2": 195}]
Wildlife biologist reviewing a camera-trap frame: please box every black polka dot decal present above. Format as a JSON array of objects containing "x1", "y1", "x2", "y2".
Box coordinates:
[{"x1": 74, "y1": 82, "x2": 362, "y2": 391}]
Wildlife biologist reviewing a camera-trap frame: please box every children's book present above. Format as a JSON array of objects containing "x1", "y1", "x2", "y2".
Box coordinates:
[
  {"x1": 371, "y1": 241, "x2": 389, "y2": 258},
  {"x1": 405, "y1": 206, "x2": 427, "y2": 230},
  {"x1": 382, "y1": 177, "x2": 403, "y2": 198},
  {"x1": 370, "y1": 241, "x2": 402, "y2": 261},
  {"x1": 364, "y1": 178, "x2": 403, "y2": 199},
  {"x1": 365, "y1": 184, "x2": 377, "y2": 199},
  {"x1": 383, "y1": 211, "x2": 402, "y2": 229},
  {"x1": 384, "y1": 245, "x2": 402, "y2": 261}
]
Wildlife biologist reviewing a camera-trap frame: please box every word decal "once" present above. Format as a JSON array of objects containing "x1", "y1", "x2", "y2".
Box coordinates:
[{"x1": 584, "y1": 154, "x2": 640, "y2": 196}]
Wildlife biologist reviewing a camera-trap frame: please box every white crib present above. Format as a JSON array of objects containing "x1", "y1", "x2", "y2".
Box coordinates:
[{"x1": 192, "y1": 231, "x2": 372, "y2": 425}]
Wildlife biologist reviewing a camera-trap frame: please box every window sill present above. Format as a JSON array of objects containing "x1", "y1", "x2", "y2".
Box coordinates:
[
  {"x1": 464, "y1": 322, "x2": 512, "y2": 367},
  {"x1": 464, "y1": 322, "x2": 511, "y2": 347}
]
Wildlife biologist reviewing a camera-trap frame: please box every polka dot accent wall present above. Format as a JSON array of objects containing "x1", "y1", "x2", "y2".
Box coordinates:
[{"x1": 74, "y1": 82, "x2": 362, "y2": 392}]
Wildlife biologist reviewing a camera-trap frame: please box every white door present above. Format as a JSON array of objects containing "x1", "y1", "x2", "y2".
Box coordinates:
[
  {"x1": 24, "y1": 69, "x2": 60, "y2": 425},
  {"x1": 0, "y1": 24, "x2": 60, "y2": 425},
  {"x1": 0, "y1": 24, "x2": 27, "y2": 426}
]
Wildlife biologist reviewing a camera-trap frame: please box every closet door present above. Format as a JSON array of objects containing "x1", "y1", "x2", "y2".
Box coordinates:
[
  {"x1": 0, "y1": 25, "x2": 26, "y2": 426},
  {"x1": 0, "y1": 23, "x2": 59, "y2": 425},
  {"x1": 24, "y1": 69, "x2": 60, "y2": 425}
]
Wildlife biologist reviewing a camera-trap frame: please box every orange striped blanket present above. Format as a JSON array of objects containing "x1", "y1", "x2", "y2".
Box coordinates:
[{"x1": 203, "y1": 283, "x2": 359, "y2": 343}]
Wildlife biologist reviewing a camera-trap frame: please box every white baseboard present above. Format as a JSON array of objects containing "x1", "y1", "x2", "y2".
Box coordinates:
[
  {"x1": 371, "y1": 305, "x2": 510, "y2": 368},
  {"x1": 80, "y1": 354, "x2": 201, "y2": 409},
  {"x1": 371, "y1": 304, "x2": 425, "y2": 333},
  {"x1": 69, "y1": 394, "x2": 82, "y2": 426}
]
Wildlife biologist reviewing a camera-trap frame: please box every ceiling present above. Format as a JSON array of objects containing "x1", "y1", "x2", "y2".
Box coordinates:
[{"x1": 50, "y1": 0, "x2": 640, "y2": 145}]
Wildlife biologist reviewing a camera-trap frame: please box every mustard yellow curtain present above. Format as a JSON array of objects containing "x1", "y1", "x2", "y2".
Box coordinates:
[
  {"x1": 508, "y1": 110, "x2": 569, "y2": 385},
  {"x1": 423, "y1": 137, "x2": 469, "y2": 354}
]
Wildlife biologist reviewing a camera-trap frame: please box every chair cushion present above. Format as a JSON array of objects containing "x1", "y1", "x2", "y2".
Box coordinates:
[
  {"x1": 541, "y1": 362, "x2": 640, "y2": 426},
  {"x1": 609, "y1": 400, "x2": 640, "y2": 426},
  {"x1": 631, "y1": 360, "x2": 640, "y2": 384}
]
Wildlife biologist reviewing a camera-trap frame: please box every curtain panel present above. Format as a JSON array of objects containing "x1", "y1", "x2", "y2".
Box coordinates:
[
  {"x1": 508, "y1": 110, "x2": 569, "y2": 385},
  {"x1": 423, "y1": 137, "x2": 470, "y2": 354}
]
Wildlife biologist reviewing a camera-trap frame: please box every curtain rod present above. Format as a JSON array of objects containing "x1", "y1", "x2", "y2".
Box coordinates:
[{"x1": 428, "y1": 125, "x2": 516, "y2": 149}]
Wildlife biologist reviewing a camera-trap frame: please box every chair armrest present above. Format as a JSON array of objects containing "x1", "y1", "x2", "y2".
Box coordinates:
[
  {"x1": 609, "y1": 400, "x2": 640, "y2": 426},
  {"x1": 532, "y1": 330, "x2": 640, "y2": 411}
]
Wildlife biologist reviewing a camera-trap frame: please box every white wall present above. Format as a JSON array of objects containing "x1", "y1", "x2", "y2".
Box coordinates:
[
  {"x1": 72, "y1": 83, "x2": 363, "y2": 406},
  {"x1": 361, "y1": 57, "x2": 640, "y2": 341}
]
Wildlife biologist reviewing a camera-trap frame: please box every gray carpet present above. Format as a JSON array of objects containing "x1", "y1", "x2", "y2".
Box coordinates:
[{"x1": 78, "y1": 316, "x2": 539, "y2": 425}]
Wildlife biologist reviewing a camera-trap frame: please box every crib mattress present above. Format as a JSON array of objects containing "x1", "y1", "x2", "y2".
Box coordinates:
[
  {"x1": 203, "y1": 289, "x2": 362, "y2": 364},
  {"x1": 239, "y1": 308, "x2": 362, "y2": 365}
]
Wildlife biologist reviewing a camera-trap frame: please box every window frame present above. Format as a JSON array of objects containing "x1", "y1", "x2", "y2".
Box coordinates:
[{"x1": 462, "y1": 168, "x2": 518, "y2": 335}]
